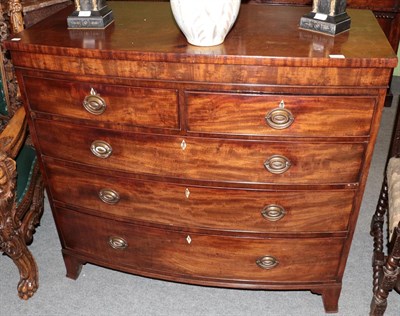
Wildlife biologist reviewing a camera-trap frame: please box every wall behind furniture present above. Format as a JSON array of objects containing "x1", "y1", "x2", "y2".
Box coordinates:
[{"x1": 395, "y1": 43, "x2": 400, "y2": 76}]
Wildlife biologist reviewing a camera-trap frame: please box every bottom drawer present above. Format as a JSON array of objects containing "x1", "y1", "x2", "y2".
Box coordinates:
[{"x1": 56, "y1": 208, "x2": 344, "y2": 283}]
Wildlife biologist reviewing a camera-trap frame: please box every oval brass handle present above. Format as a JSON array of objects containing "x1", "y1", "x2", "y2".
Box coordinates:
[
  {"x1": 99, "y1": 189, "x2": 120, "y2": 204},
  {"x1": 264, "y1": 155, "x2": 291, "y2": 174},
  {"x1": 261, "y1": 204, "x2": 286, "y2": 222},
  {"x1": 83, "y1": 88, "x2": 107, "y2": 115},
  {"x1": 256, "y1": 255, "x2": 279, "y2": 270},
  {"x1": 108, "y1": 236, "x2": 128, "y2": 250},
  {"x1": 90, "y1": 140, "x2": 112, "y2": 159},
  {"x1": 265, "y1": 100, "x2": 294, "y2": 130},
  {"x1": 265, "y1": 108, "x2": 294, "y2": 129}
]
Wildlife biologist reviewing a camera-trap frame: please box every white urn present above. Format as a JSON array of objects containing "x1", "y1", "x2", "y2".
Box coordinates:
[{"x1": 170, "y1": 0, "x2": 241, "y2": 47}]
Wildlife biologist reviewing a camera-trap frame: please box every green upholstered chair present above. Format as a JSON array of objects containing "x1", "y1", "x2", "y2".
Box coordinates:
[{"x1": 0, "y1": 1, "x2": 44, "y2": 300}]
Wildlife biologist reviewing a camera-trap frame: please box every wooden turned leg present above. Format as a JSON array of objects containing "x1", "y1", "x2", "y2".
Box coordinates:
[
  {"x1": 62, "y1": 253, "x2": 83, "y2": 280},
  {"x1": 370, "y1": 181, "x2": 388, "y2": 238},
  {"x1": 395, "y1": 278, "x2": 400, "y2": 293},
  {"x1": 311, "y1": 285, "x2": 341, "y2": 313},
  {"x1": 371, "y1": 180, "x2": 388, "y2": 300},
  {"x1": 370, "y1": 295, "x2": 387, "y2": 316},
  {"x1": 370, "y1": 228, "x2": 400, "y2": 316},
  {"x1": 370, "y1": 264, "x2": 398, "y2": 316}
]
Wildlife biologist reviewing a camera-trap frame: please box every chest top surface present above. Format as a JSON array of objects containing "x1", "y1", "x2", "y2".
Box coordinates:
[
  {"x1": 5, "y1": 1, "x2": 397, "y2": 68},
  {"x1": 248, "y1": 1, "x2": 400, "y2": 11}
]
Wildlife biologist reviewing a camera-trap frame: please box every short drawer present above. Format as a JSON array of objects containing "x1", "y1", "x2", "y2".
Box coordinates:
[
  {"x1": 186, "y1": 92, "x2": 376, "y2": 137},
  {"x1": 45, "y1": 162, "x2": 355, "y2": 233},
  {"x1": 35, "y1": 120, "x2": 365, "y2": 184},
  {"x1": 55, "y1": 208, "x2": 344, "y2": 283},
  {"x1": 23, "y1": 76, "x2": 179, "y2": 129}
]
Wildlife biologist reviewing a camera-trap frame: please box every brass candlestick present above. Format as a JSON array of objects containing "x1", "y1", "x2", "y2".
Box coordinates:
[
  {"x1": 67, "y1": 0, "x2": 114, "y2": 29},
  {"x1": 299, "y1": 0, "x2": 351, "y2": 35}
]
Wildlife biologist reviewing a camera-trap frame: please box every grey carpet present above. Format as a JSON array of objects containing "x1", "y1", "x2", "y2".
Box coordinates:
[{"x1": 2, "y1": 78, "x2": 400, "y2": 316}]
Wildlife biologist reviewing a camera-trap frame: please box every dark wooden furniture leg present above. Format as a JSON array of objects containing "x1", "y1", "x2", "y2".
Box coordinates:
[
  {"x1": 62, "y1": 252, "x2": 84, "y2": 280},
  {"x1": 370, "y1": 227, "x2": 400, "y2": 316},
  {"x1": 312, "y1": 285, "x2": 341, "y2": 313},
  {"x1": 371, "y1": 180, "x2": 389, "y2": 295}
]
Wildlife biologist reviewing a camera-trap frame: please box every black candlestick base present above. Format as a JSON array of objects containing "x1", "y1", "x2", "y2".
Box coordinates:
[
  {"x1": 67, "y1": 6, "x2": 114, "y2": 29},
  {"x1": 299, "y1": 12, "x2": 351, "y2": 36}
]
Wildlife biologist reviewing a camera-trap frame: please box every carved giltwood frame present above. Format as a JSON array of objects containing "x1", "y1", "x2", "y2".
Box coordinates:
[
  {"x1": 0, "y1": 0, "x2": 23, "y2": 120},
  {"x1": 0, "y1": 3, "x2": 10, "y2": 119},
  {"x1": 0, "y1": 0, "x2": 44, "y2": 300}
]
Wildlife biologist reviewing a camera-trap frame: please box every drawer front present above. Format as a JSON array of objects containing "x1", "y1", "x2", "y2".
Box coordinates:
[
  {"x1": 35, "y1": 120, "x2": 365, "y2": 184},
  {"x1": 45, "y1": 162, "x2": 355, "y2": 233},
  {"x1": 23, "y1": 76, "x2": 179, "y2": 129},
  {"x1": 56, "y1": 208, "x2": 343, "y2": 282},
  {"x1": 186, "y1": 92, "x2": 375, "y2": 137}
]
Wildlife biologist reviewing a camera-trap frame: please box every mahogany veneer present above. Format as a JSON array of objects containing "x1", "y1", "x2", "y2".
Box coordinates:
[{"x1": 4, "y1": 2, "x2": 397, "y2": 313}]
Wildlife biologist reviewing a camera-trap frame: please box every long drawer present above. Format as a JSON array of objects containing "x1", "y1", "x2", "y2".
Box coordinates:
[
  {"x1": 186, "y1": 91, "x2": 376, "y2": 137},
  {"x1": 55, "y1": 207, "x2": 344, "y2": 283},
  {"x1": 34, "y1": 119, "x2": 365, "y2": 184},
  {"x1": 23, "y1": 76, "x2": 179, "y2": 129},
  {"x1": 45, "y1": 161, "x2": 355, "y2": 233}
]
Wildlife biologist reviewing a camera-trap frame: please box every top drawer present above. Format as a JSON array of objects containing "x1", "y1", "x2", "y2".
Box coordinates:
[
  {"x1": 186, "y1": 92, "x2": 376, "y2": 137},
  {"x1": 23, "y1": 76, "x2": 179, "y2": 130}
]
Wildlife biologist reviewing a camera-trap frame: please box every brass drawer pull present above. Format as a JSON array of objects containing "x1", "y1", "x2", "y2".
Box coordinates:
[
  {"x1": 264, "y1": 155, "x2": 291, "y2": 174},
  {"x1": 83, "y1": 88, "x2": 107, "y2": 115},
  {"x1": 256, "y1": 255, "x2": 279, "y2": 270},
  {"x1": 108, "y1": 236, "x2": 128, "y2": 250},
  {"x1": 265, "y1": 101, "x2": 294, "y2": 130},
  {"x1": 99, "y1": 189, "x2": 120, "y2": 204},
  {"x1": 261, "y1": 204, "x2": 286, "y2": 221},
  {"x1": 90, "y1": 140, "x2": 112, "y2": 158}
]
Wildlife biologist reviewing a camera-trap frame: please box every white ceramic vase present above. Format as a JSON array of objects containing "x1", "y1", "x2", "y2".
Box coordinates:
[{"x1": 170, "y1": 0, "x2": 241, "y2": 47}]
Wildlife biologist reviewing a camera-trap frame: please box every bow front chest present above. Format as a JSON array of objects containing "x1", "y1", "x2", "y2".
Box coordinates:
[{"x1": 5, "y1": 2, "x2": 397, "y2": 313}]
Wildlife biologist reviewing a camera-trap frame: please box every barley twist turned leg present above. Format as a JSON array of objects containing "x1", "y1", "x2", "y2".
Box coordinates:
[
  {"x1": 370, "y1": 227, "x2": 400, "y2": 316},
  {"x1": 371, "y1": 180, "x2": 388, "y2": 297}
]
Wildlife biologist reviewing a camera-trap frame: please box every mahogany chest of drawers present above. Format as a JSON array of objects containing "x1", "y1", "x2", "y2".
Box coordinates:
[{"x1": 5, "y1": 2, "x2": 397, "y2": 313}]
